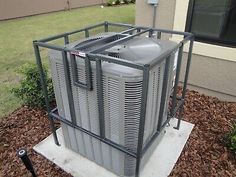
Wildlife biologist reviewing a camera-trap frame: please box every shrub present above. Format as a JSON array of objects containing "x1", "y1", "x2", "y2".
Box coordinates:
[
  {"x1": 115, "y1": 0, "x2": 121, "y2": 5},
  {"x1": 225, "y1": 125, "x2": 236, "y2": 152},
  {"x1": 106, "y1": 0, "x2": 113, "y2": 6},
  {"x1": 123, "y1": 0, "x2": 129, "y2": 4},
  {"x1": 12, "y1": 63, "x2": 54, "y2": 108},
  {"x1": 131, "y1": 0, "x2": 135, "y2": 3}
]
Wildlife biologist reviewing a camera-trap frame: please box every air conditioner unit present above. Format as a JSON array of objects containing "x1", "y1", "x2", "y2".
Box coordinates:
[{"x1": 49, "y1": 32, "x2": 178, "y2": 177}]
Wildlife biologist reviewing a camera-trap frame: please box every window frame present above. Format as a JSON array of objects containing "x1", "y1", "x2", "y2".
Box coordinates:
[{"x1": 185, "y1": 0, "x2": 236, "y2": 48}]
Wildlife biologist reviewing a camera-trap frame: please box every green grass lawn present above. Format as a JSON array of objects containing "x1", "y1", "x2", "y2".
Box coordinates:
[{"x1": 0, "y1": 4, "x2": 135, "y2": 118}]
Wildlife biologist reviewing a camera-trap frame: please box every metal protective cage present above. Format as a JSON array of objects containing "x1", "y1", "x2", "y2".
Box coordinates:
[{"x1": 33, "y1": 22, "x2": 194, "y2": 177}]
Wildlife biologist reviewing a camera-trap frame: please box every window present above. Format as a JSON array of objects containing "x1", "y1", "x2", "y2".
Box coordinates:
[{"x1": 185, "y1": 0, "x2": 236, "y2": 47}]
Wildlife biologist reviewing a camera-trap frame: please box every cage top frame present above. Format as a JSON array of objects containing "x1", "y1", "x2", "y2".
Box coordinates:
[
  {"x1": 33, "y1": 21, "x2": 194, "y2": 177},
  {"x1": 35, "y1": 21, "x2": 193, "y2": 69}
]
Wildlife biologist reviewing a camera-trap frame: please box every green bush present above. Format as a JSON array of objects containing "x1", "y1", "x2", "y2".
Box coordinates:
[
  {"x1": 115, "y1": 0, "x2": 121, "y2": 5},
  {"x1": 123, "y1": 0, "x2": 129, "y2": 4},
  {"x1": 226, "y1": 125, "x2": 236, "y2": 152},
  {"x1": 130, "y1": 0, "x2": 135, "y2": 3},
  {"x1": 106, "y1": 0, "x2": 113, "y2": 6},
  {"x1": 12, "y1": 63, "x2": 54, "y2": 108}
]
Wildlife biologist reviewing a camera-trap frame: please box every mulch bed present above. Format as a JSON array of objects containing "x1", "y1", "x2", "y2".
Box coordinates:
[
  {"x1": 0, "y1": 89, "x2": 236, "y2": 177},
  {"x1": 0, "y1": 107, "x2": 71, "y2": 177},
  {"x1": 170, "y1": 90, "x2": 236, "y2": 177}
]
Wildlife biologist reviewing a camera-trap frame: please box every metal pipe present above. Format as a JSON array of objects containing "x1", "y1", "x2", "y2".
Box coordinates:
[
  {"x1": 182, "y1": 39, "x2": 194, "y2": 97},
  {"x1": 35, "y1": 41, "x2": 64, "y2": 51},
  {"x1": 175, "y1": 104, "x2": 184, "y2": 130},
  {"x1": 180, "y1": 34, "x2": 194, "y2": 44},
  {"x1": 39, "y1": 33, "x2": 68, "y2": 42},
  {"x1": 68, "y1": 22, "x2": 105, "y2": 35},
  {"x1": 17, "y1": 149, "x2": 37, "y2": 177},
  {"x1": 108, "y1": 22, "x2": 193, "y2": 36},
  {"x1": 172, "y1": 99, "x2": 184, "y2": 118},
  {"x1": 76, "y1": 34, "x2": 125, "y2": 50},
  {"x1": 120, "y1": 27, "x2": 138, "y2": 34},
  {"x1": 38, "y1": 22, "x2": 105, "y2": 42},
  {"x1": 85, "y1": 29, "x2": 89, "y2": 38},
  {"x1": 90, "y1": 29, "x2": 151, "y2": 53},
  {"x1": 170, "y1": 45, "x2": 184, "y2": 117},
  {"x1": 107, "y1": 22, "x2": 134, "y2": 28},
  {"x1": 104, "y1": 21, "x2": 109, "y2": 32},
  {"x1": 61, "y1": 50, "x2": 77, "y2": 125},
  {"x1": 64, "y1": 35, "x2": 69, "y2": 44},
  {"x1": 49, "y1": 112, "x2": 137, "y2": 158},
  {"x1": 149, "y1": 29, "x2": 153, "y2": 37},
  {"x1": 70, "y1": 53, "x2": 92, "y2": 90},
  {"x1": 96, "y1": 59, "x2": 105, "y2": 138},
  {"x1": 157, "y1": 31, "x2": 161, "y2": 39},
  {"x1": 33, "y1": 42, "x2": 59, "y2": 145},
  {"x1": 152, "y1": 4, "x2": 158, "y2": 28},
  {"x1": 85, "y1": 55, "x2": 93, "y2": 90},
  {"x1": 135, "y1": 65, "x2": 150, "y2": 177}
]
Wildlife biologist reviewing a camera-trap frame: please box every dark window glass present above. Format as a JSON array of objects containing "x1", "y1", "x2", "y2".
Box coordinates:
[{"x1": 186, "y1": 0, "x2": 236, "y2": 47}]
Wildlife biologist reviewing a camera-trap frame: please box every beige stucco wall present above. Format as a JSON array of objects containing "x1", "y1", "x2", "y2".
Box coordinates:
[
  {"x1": 70, "y1": 0, "x2": 104, "y2": 9},
  {"x1": 135, "y1": 0, "x2": 176, "y2": 39},
  {"x1": 136, "y1": 0, "x2": 236, "y2": 101},
  {"x1": 0, "y1": 0, "x2": 103, "y2": 20},
  {"x1": 181, "y1": 53, "x2": 236, "y2": 102}
]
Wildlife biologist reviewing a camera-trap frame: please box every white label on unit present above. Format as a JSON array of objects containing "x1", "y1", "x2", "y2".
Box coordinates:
[
  {"x1": 78, "y1": 52, "x2": 86, "y2": 58},
  {"x1": 173, "y1": 50, "x2": 179, "y2": 71},
  {"x1": 71, "y1": 51, "x2": 86, "y2": 58}
]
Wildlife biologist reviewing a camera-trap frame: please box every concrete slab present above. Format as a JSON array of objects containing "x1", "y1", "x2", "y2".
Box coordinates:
[{"x1": 33, "y1": 118, "x2": 194, "y2": 177}]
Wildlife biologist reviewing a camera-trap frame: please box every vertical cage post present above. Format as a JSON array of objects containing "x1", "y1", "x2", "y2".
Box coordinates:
[
  {"x1": 64, "y1": 35, "x2": 69, "y2": 44},
  {"x1": 61, "y1": 50, "x2": 77, "y2": 125},
  {"x1": 96, "y1": 59, "x2": 105, "y2": 138},
  {"x1": 104, "y1": 21, "x2": 109, "y2": 32},
  {"x1": 85, "y1": 29, "x2": 89, "y2": 38},
  {"x1": 157, "y1": 31, "x2": 161, "y2": 39},
  {"x1": 176, "y1": 104, "x2": 184, "y2": 130},
  {"x1": 176, "y1": 39, "x2": 194, "y2": 129},
  {"x1": 170, "y1": 44, "x2": 184, "y2": 117},
  {"x1": 182, "y1": 39, "x2": 194, "y2": 98},
  {"x1": 135, "y1": 65, "x2": 150, "y2": 177},
  {"x1": 148, "y1": 29, "x2": 153, "y2": 37},
  {"x1": 33, "y1": 42, "x2": 59, "y2": 145},
  {"x1": 157, "y1": 55, "x2": 171, "y2": 131}
]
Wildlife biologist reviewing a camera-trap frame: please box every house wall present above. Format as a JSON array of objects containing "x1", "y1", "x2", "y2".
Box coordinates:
[
  {"x1": 135, "y1": 0, "x2": 176, "y2": 39},
  {"x1": 136, "y1": 0, "x2": 236, "y2": 102},
  {"x1": 0, "y1": 0, "x2": 103, "y2": 20}
]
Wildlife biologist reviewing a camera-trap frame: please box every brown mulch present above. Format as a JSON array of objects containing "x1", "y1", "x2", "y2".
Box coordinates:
[
  {"x1": 0, "y1": 89, "x2": 236, "y2": 177},
  {"x1": 0, "y1": 107, "x2": 72, "y2": 177},
  {"x1": 170, "y1": 90, "x2": 236, "y2": 177}
]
